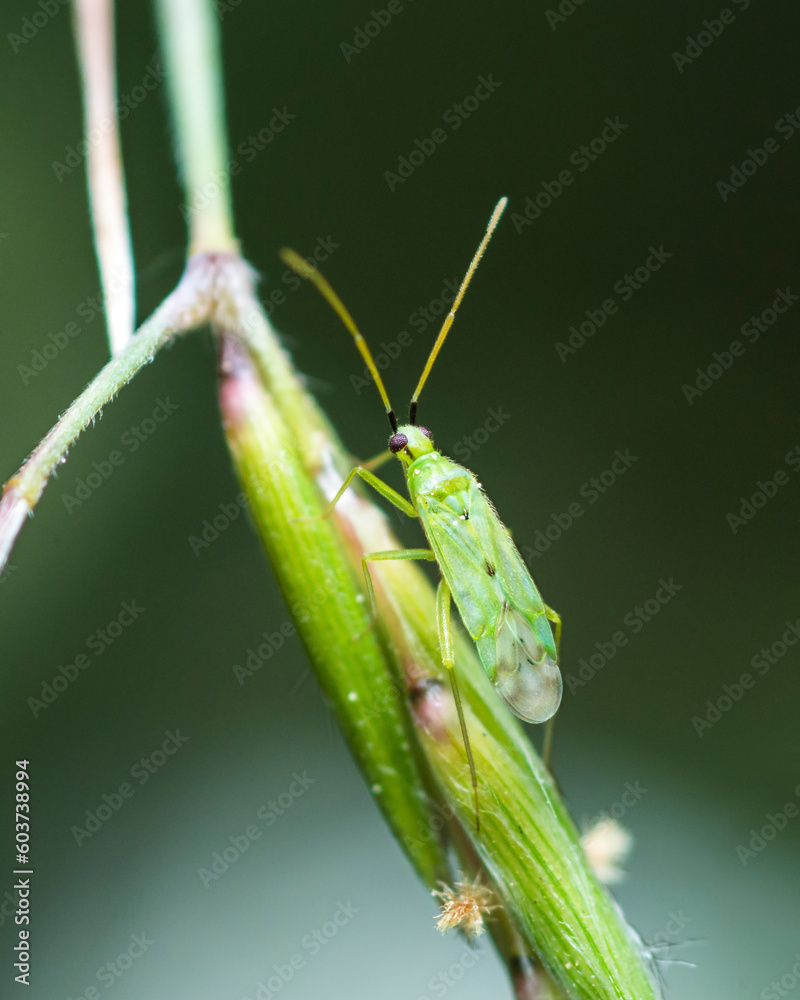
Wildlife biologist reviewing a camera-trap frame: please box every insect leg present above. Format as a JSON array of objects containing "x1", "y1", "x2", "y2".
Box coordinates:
[
  {"x1": 542, "y1": 603, "x2": 562, "y2": 768},
  {"x1": 544, "y1": 604, "x2": 562, "y2": 658},
  {"x1": 362, "y1": 449, "x2": 393, "y2": 471},
  {"x1": 358, "y1": 548, "x2": 436, "y2": 636},
  {"x1": 437, "y1": 579, "x2": 480, "y2": 833},
  {"x1": 323, "y1": 466, "x2": 418, "y2": 519}
]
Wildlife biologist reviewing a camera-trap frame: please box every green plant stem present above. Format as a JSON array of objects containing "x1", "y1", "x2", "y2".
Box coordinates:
[
  {"x1": 329, "y1": 488, "x2": 658, "y2": 1000},
  {"x1": 211, "y1": 278, "x2": 657, "y2": 997},
  {"x1": 1, "y1": 0, "x2": 240, "y2": 570},
  {"x1": 0, "y1": 263, "x2": 211, "y2": 570},
  {"x1": 72, "y1": 0, "x2": 136, "y2": 354},
  {"x1": 156, "y1": 0, "x2": 238, "y2": 255},
  {"x1": 1, "y1": 3, "x2": 660, "y2": 995},
  {"x1": 217, "y1": 333, "x2": 449, "y2": 887}
]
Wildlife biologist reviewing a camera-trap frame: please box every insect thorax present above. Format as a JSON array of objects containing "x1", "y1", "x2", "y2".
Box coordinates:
[{"x1": 406, "y1": 452, "x2": 474, "y2": 512}]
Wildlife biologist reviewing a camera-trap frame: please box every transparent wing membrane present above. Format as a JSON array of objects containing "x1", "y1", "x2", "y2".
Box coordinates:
[{"x1": 492, "y1": 605, "x2": 562, "y2": 724}]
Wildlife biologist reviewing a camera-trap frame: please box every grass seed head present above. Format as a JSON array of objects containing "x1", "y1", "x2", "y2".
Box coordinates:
[{"x1": 433, "y1": 876, "x2": 498, "y2": 938}]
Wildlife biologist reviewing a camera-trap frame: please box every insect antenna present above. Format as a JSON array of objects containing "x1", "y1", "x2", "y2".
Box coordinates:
[
  {"x1": 280, "y1": 248, "x2": 399, "y2": 432},
  {"x1": 408, "y1": 196, "x2": 508, "y2": 425}
]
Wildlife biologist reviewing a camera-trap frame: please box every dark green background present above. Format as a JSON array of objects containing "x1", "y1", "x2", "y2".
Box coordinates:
[{"x1": 1, "y1": 1, "x2": 798, "y2": 997}]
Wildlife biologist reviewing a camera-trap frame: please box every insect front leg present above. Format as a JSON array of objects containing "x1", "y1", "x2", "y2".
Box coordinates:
[
  {"x1": 296, "y1": 465, "x2": 418, "y2": 524},
  {"x1": 436, "y1": 580, "x2": 480, "y2": 833},
  {"x1": 357, "y1": 548, "x2": 436, "y2": 638},
  {"x1": 542, "y1": 603, "x2": 562, "y2": 769},
  {"x1": 362, "y1": 449, "x2": 393, "y2": 471}
]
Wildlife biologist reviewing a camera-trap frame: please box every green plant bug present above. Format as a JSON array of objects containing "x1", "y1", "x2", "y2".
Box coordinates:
[{"x1": 281, "y1": 198, "x2": 562, "y2": 819}]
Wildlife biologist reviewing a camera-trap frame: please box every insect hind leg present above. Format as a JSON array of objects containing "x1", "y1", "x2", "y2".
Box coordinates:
[
  {"x1": 437, "y1": 580, "x2": 481, "y2": 833},
  {"x1": 544, "y1": 603, "x2": 562, "y2": 658},
  {"x1": 355, "y1": 548, "x2": 435, "y2": 640}
]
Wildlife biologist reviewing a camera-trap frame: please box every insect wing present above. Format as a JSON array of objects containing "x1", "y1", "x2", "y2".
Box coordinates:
[
  {"x1": 415, "y1": 469, "x2": 562, "y2": 723},
  {"x1": 421, "y1": 477, "x2": 560, "y2": 723},
  {"x1": 467, "y1": 480, "x2": 562, "y2": 723},
  {"x1": 417, "y1": 491, "x2": 504, "y2": 640},
  {"x1": 485, "y1": 603, "x2": 562, "y2": 723}
]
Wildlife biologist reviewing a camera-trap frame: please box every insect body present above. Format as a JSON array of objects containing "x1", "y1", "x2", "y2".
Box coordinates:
[
  {"x1": 281, "y1": 198, "x2": 562, "y2": 814},
  {"x1": 397, "y1": 424, "x2": 561, "y2": 724}
]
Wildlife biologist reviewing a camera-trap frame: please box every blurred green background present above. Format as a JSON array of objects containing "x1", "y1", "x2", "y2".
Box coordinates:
[{"x1": 1, "y1": 1, "x2": 799, "y2": 997}]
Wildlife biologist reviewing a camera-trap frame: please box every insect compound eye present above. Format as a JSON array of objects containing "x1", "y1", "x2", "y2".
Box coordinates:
[
  {"x1": 419, "y1": 427, "x2": 433, "y2": 439},
  {"x1": 388, "y1": 433, "x2": 409, "y2": 454}
]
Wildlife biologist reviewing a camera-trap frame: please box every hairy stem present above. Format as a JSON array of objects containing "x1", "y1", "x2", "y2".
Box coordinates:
[
  {"x1": 72, "y1": 0, "x2": 136, "y2": 354},
  {"x1": 1, "y1": 0, "x2": 239, "y2": 570},
  {"x1": 156, "y1": 0, "x2": 238, "y2": 255},
  {"x1": 0, "y1": 259, "x2": 211, "y2": 571}
]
